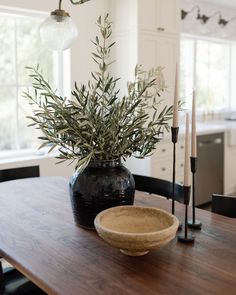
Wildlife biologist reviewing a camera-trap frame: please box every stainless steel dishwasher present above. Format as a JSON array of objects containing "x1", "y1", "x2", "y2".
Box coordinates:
[{"x1": 196, "y1": 132, "x2": 224, "y2": 206}]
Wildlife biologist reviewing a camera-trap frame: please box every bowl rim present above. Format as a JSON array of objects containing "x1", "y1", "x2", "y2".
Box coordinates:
[{"x1": 94, "y1": 205, "x2": 179, "y2": 237}]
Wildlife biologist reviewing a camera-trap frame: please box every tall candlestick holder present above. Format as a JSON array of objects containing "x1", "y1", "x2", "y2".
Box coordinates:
[
  {"x1": 171, "y1": 126, "x2": 179, "y2": 215},
  {"x1": 178, "y1": 185, "x2": 195, "y2": 243},
  {"x1": 171, "y1": 127, "x2": 182, "y2": 230},
  {"x1": 188, "y1": 157, "x2": 202, "y2": 229}
]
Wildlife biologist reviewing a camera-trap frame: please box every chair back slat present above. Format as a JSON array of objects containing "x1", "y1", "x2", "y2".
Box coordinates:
[
  {"x1": 133, "y1": 174, "x2": 184, "y2": 204},
  {"x1": 0, "y1": 259, "x2": 4, "y2": 293},
  {"x1": 212, "y1": 194, "x2": 236, "y2": 218},
  {"x1": 0, "y1": 166, "x2": 39, "y2": 183}
]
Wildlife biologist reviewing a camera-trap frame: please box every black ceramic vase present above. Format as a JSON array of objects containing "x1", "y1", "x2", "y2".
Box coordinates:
[{"x1": 69, "y1": 159, "x2": 135, "y2": 229}]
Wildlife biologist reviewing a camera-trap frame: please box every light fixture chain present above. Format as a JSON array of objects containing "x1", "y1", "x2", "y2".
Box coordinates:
[
  {"x1": 70, "y1": 0, "x2": 91, "y2": 5},
  {"x1": 59, "y1": 0, "x2": 63, "y2": 10},
  {"x1": 58, "y1": 0, "x2": 91, "y2": 11}
]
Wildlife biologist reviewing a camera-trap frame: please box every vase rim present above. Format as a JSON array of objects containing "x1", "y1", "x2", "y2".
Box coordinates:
[{"x1": 88, "y1": 158, "x2": 121, "y2": 168}]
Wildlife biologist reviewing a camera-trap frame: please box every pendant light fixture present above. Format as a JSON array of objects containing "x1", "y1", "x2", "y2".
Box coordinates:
[{"x1": 40, "y1": 0, "x2": 91, "y2": 51}]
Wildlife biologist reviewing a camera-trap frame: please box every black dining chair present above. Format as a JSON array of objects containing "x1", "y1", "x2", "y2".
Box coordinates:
[
  {"x1": 0, "y1": 166, "x2": 40, "y2": 183},
  {"x1": 212, "y1": 194, "x2": 236, "y2": 218},
  {"x1": 1, "y1": 263, "x2": 46, "y2": 295},
  {"x1": 132, "y1": 174, "x2": 184, "y2": 204},
  {"x1": 0, "y1": 166, "x2": 46, "y2": 294}
]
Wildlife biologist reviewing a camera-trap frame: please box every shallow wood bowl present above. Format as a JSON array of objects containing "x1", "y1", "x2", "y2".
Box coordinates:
[{"x1": 94, "y1": 205, "x2": 179, "y2": 256}]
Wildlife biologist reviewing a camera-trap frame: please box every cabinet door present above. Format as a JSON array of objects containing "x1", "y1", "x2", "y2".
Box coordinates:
[
  {"x1": 138, "y1": 0, "x2": 180, "y2": 35},
  {"x1": 138, "y1": 34, "x2": 179, "y2": 106}
]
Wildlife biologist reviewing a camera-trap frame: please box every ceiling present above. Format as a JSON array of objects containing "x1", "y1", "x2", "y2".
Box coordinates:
[{"x1": 200, "y1": 0, "x2": 236, "y2": 8}]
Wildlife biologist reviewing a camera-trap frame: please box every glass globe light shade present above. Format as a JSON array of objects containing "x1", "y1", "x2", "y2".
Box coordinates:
[
  {"x1": 195, "y1": 21, "x2": 211, "y2": 36},
  {"x1": 219, "y1": 23, "x2": 236, "y2": 40},
  {"x1": 40, "y1": 13, "x2": 78, "y2": 51}
]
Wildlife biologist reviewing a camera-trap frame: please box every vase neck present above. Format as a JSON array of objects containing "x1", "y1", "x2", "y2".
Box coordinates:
[{"x1": 88, "y1": 159, "x2": 121, "y2": 168}]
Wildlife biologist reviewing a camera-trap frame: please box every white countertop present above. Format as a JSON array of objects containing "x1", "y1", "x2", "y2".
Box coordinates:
[
  {"x1": 162, "y1": 119, "x2": 236, "y2": 142},
  {"x1": 183, "y1": 119, "x2": 236, "y2": 135}
]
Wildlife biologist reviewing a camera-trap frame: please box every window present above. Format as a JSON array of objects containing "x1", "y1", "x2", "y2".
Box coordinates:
[
  {"x1": 0, "y1": 8, "x2": 67, "y2": 154},
  {"x1": 180, "y1": 35, "x2": 231, "y2": 112}
]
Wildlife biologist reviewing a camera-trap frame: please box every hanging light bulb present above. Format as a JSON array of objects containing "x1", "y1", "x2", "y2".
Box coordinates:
[
  {"x1": 40, "y1": 10, "x2": 78, "y2": 51},
  {"x1": 40, "y1": 0, "x2": 91, "y2": 51}
]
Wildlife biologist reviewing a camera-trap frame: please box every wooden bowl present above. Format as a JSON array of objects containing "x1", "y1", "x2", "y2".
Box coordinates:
[{"x1": 94, "y1": 205, "x2": 179, "y2": 256}]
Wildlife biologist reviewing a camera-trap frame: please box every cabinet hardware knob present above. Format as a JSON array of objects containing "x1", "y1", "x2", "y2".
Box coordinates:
[
  {"x1": 180, "y1": 163, "x2": 184, "y2": 167},
  {"x1": 161, "y1": 167, "x2": 166, "y2": 171},
  {"x1": 157, "y1": 27, "x2": 165, "y2": 31},
  {"x1": 161, "y1": 148, "x2": 166, "y2": 152}
]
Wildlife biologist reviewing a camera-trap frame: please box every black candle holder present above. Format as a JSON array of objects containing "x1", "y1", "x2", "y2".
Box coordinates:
[
  {"x1": 178, "y1": 185, "x2": 195, "y2": 243},
  {"x1": 188, "y1": 157, "x2": 202, "y2": 230},
  {"x1": 171, "y1": 127, "x2": 182, "y2": 231},
  {"x1": 171, "y1": 126, "x2": 179, "y2": 215}
]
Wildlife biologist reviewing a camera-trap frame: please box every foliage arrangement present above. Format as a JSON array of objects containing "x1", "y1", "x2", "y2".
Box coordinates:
[{"x1": 24, "y1": 14, "x2": 174, "y2": 170}]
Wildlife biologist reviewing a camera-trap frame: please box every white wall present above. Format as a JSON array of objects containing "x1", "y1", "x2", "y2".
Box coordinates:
[{"x1": 0, "y1": 0, "x2": 109, "y2": 176}]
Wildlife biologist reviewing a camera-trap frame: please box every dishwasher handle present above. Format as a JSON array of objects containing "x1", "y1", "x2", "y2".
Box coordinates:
[{"x1": 198, "y1": 137, "x2": 222, "y2": 147}]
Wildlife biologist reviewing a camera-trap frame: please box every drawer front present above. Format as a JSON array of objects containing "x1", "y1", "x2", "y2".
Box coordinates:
[
  {"x1": 154, "y1": 141, "x2": 185, "y2": 160},
  {"x1": 151, "y1": 156, "x2": 184, "y2": 183},
  {"x1": 177, "y1": 142, "x2": 185, "y2": 155},
  {"x1": 151, "y1": 158, "x2": 172, "y2": 177},
  {"x1": 154, "y1": 142, "x2": 173, "y2": 159}
]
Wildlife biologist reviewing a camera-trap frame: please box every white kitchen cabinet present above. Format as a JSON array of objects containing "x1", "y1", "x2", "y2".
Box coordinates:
[
  {"x1": 138, "y1": 33, "x2": 179, "y2": 106},
  {"x1": 109, "y1": 0, "x2": 180, "y2": 106},
  {"x1": 150, "y1": 139, "x2": 185, "y2": 183},
  {"x1": 109, "y1": 0, "x2": 180, "y2": 100},
  {"x1": 109, "y1": 0, "x2": 180, "y2": 176},
  {"x1": 138, "y1": 0, "x2": 180, "y2": 35}
]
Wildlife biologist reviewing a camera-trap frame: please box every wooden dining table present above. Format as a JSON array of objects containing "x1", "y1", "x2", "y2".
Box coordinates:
[{"x1": 0, "y1": 176, "x2": 235, "y2": 295}]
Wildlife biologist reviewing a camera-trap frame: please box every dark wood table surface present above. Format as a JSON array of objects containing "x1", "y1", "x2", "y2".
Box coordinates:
[{"x1": 0, "y1": 177, "x2": 235, "y2": 295}]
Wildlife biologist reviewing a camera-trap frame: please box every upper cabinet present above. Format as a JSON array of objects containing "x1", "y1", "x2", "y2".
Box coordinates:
[
  {"x1": 138, "y1": 33, "x2": 179, "y2": 105},
  {"x1": 138, "y1": 0, "x2": 180, "y2": 35},
  {"x1": 109, "y1": 0, "x2": 180, "y2": 106},
  {"x1": 109, "y1": 0, "x2": 180, "y2": 176}
]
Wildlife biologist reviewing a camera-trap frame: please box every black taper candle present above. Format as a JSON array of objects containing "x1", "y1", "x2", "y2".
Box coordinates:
[
  {"x1": 178, "y1": 185, "x2": 195, "y2": 243},
  {"x1": 188, "y1": 157, "x2": 202, "y2": 229},
  {"x1": 171, "y1": 126, "x2": 179, "y2": 215}
]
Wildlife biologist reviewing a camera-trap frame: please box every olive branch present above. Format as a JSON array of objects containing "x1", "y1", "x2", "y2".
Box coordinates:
[{"x1": 24, "y1": 14, "x2": 175, "y2": 171}]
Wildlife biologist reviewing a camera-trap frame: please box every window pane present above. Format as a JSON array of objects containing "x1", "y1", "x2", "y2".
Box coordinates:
[
  {"x1": 196, "y1": 40, "x2": 209, "y2": 109},
  {"x1": 0, "y1": 87, "x2": 17, "y2": 150},
  {"x1": 0, "y1": 10, "x2": 66, "y2": 154},
  {"x1": 209, "y1": 42, "x2": 229, "y2": 70},
  {"x1": 18, "y1": 87, "x2": 41, "y2": 150},
  {"x1": 180, "y1": 38, "x2": 194, "y2": 109},
  {"x1": 181, "y1": 36, "x2": 231, "y2": 111},
  {"x1": 0, "y1": 15, "x2": 16, "y2": 85},
  {"x1": 16, "y1": 17, "x2": 55, "y2": 86},
  {"x1": 196, "y1": 40, "x2": 230, "y2": 110},
  {"x1": 209, "y1": 42, "x2": 229, "y2": 110}
]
